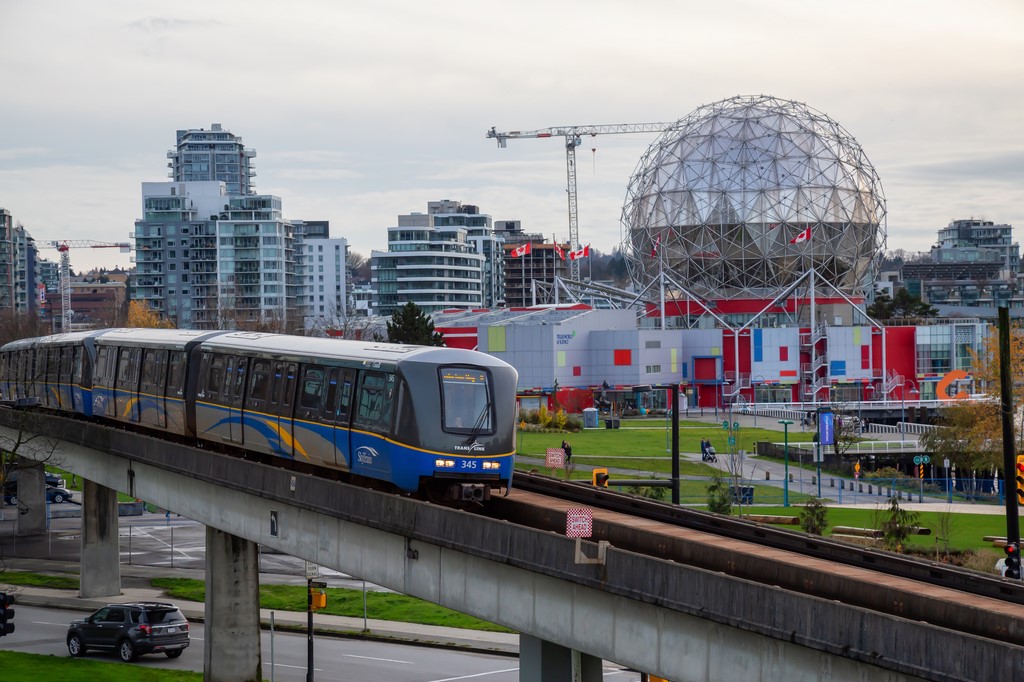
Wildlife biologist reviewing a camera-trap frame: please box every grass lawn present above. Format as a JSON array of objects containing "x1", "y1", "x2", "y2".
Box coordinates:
[
  {"x1": 741, "y1": 504, "x2": 1007, "y2": 551},
  {"x1": 0, "y1": 651, "x2": 203, "y2": 680},
  {"x1": 516, "y1": 419, "x2": 815, "y2": 464}
]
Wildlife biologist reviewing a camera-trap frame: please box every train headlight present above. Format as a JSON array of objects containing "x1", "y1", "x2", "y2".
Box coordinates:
[
  {"x1": 435, "y1": 459, "x2": 455, "y2": 468},
  {"x1": 482, "y1": 461, "x2": 500, "y2": 470}
]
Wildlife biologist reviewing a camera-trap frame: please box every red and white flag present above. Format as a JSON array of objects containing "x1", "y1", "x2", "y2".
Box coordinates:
[
  {"x1": 510, "y1": 242, "x2": 532, "y2": 258},
  {"x1": 553, "y1": 243, "x2": 566, "y2": 261},
  {"x1": 568, "y1": 244, "x2": 590, "y2": 260},
  {"x1": 651, "y1": 233, "x2": 661, "y2": 257},
  {"x1": 789, "y1": 226, "x2": 812, "y2": 244}
]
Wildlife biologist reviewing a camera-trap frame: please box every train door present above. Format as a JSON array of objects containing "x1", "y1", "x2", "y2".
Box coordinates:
[
  {"x1": 140, "y1": 348, "x2": 168, "y2": 428},
  {"x1": 268, "y1": 361, "x2": 298, "y2": 457},
  {"x1": 224, "y1": 355, "x2": 247, "y2": 445},
  {"x1": 59, "y1": 346, "x2": 74, "y2": 410},
  {"x1": 43, "y1": 347, "x2": 58, "y2": 408},
  {"x1": 319, "y1": 367, "x2": 355, "y2": 468},
  {"x1": 294, "y1": 364, "x2": 328, "y2": 465},
  {"x1": 115, "y1": 346, "x2": 142, "y2": 423},
  {"x1": 350, "y1": 370, "x2": 395, "y2": 479},
  {"x1": 244, "y1": 359, "x2": 272, "y2": 455},
  {"x1": 166, "y1": 351, "x2": 187, "y2": 432}
]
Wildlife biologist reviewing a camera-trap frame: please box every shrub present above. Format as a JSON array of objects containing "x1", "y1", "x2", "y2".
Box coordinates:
[
  {"x1": 706, "y1": 474, "x2": 732, "y2": 514},
  {"x1": 880, "y1": 496, "x2": 920, "y2": 552},
  {"x1": 799, "y1": 497, "x2": 828, "y2": 535}
]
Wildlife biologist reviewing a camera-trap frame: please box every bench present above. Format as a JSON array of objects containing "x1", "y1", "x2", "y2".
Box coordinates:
[
  {"x1": 831, "y1": 526, "x2": 883, "y2": 539},
  {"x1": 743, "y1": 514, "x2": 800, "y2": 525},
  {"x1": 832, "y1": 525, "x2": 932, "y2": 540}
]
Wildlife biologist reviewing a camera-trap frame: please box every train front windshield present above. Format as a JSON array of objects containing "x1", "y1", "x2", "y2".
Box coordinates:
[{"x1": 440, "y1": 368, "x2": 492, "y2": 434}]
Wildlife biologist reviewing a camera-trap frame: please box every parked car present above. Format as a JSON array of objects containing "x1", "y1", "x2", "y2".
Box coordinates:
[
  {"x1": 3, "y1": 482, "x2": 73, "y2": 505},
  {"x1": 3, "y1": 470, "x2": 66, "y2": 489},
  {"x1": 67, "y1": 602, "x2": 190, "y2": 661}
]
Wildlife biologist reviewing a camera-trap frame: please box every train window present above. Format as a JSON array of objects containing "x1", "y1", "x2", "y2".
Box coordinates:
[
  {"x1": 322, "y1": 368, "x2": 341, "y2": 422},
  {"x1": 249, "y1": 360, "x2": 271, "y2": 403},
  {"x1": 299, "y1": 366, "x2": 325, "y2": 410},
  {"x1": 95, "y1": 347, "x2": 110, "y2": 387},
  {"x1": 168, "y1": 352, "x2": 186, "y2": 397},
  {"x1": 282, "y1": 363, "x2": 296, "y2": 408},
  {"x1": 141, "y1": 349, "x2": 168, "y2": 394},
  {"x1": 116, "y1": 348, "x2": 139, "y2": 388},
  {"x1": 232, "y1": 358, "x2": 247, "y2": 401},
  {"x1": 72, "y1": 347, "x2": 82, "y2": 385},
  {"x1": 206, "y1": 354, "x2": 225, "y2": 400},
  {"x1": 223, "y1": 356, "x2": 236, "y2": 399},
  {"x1": 60, "y1": 346, "x2": 73, "y2": 380},
  {"x1": 270, "y1": 362, "x2": 285, "y2": 406},
  {"x1": 141, "y1": 350, "x2": 158, "y2": 387},
  {"x1": 440, "y1": 367, "x2": 493, "y2": 434},
  {"x1": 340, "y1": 369, "x2": 354, "y2": 417},
  {"x1": 353, "y1": 371, "x2": 394, "y2": 434}
]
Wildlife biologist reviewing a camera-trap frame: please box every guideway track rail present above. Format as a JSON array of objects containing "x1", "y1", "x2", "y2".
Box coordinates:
[{"x1": 507, "y1": 472, "x2": 1024, "y2": 606}]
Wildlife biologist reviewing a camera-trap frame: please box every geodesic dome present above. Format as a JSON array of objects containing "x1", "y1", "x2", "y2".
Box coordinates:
[{"x1": 621, "y1": 95, "x2": 886, "y2": 300}]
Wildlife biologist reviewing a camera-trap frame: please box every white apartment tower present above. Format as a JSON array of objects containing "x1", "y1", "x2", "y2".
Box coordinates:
[
  {"x1": 133, "y1": 181, "x2": 300, "y2": 329},
  {"x1": 167, "y1": 124, "x2": 256, "y2": 195},
  {"x1": 371, "y1": 200, "x2": 493, "y2": 316}
]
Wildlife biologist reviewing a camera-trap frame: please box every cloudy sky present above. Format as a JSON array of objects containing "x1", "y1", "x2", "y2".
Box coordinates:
[{"x1": 2, "y1": 0, "x2": 1022, "y2": 274}]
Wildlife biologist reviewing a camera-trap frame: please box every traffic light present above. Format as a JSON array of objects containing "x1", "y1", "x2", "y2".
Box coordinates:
[
  {"x1": 591, "y1": 467, "x2": 609, "y2": 487},
  {"x1": 1016, "y1": 455, "x2": 1024, "y2": 505},
  {"x1": 1005, "y1": 543, "x2": 1021, "y2": 579},
  {"x1": 0, "y1": 592, "x2": 14, "y2": 637}
]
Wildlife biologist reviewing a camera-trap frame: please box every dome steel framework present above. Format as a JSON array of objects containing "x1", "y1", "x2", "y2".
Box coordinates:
[{"x1": 621, "y1": 95, "x2": 886, "y2": 300}]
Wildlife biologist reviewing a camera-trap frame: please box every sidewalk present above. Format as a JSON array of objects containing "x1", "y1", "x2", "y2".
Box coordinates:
[{"x1": 0, "y1": 557, "x2": 519, "y2": 655}]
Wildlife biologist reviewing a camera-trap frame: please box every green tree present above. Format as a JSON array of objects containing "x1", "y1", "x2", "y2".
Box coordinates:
[
  {"x1": 386, "y1": 302, "x2": 445, "y2": 346},
  {"x1": 799, "y1": 497, "x2": 829, "y2": 535},
  {"x1": 867, "y1": 288, "x2": 938, "y2": 320},
  {"x1": 880, "y1": 496, "x2": 920, "y2": 552},
  {"x1": 706, "y1": 474, "x2": 732, "y2": 515}
]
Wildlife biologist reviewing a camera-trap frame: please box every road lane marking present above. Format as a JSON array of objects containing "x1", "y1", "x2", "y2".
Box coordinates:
[
  {"x1": 342, "y1": 654, "x2": 413, "y2": 664},
  {"x1": 428, "y1": 668, "x2": 520, "y2": 681}
]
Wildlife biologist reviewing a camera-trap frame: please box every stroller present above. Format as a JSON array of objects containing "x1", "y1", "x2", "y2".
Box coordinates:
[{"x1": 701, "y1": 442, "x2": 717, "y2": 463}]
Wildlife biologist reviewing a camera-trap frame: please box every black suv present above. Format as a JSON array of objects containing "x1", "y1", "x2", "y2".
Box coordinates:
[{"x1": 67, "y1": 602, "x2": 190, "y2": 661}]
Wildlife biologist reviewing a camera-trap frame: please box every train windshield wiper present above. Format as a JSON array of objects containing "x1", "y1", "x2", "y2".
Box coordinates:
[{"x1": 465, "y1": 399, "x2": 491, "y2": 444}]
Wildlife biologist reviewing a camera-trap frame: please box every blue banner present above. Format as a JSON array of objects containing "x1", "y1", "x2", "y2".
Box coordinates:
[{"x1": 819, "y1": 411, "x2": 835, "y2": 446}]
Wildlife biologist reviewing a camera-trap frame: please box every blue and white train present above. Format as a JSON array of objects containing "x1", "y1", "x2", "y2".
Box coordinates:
[{"x1": 0, "y1": 329, "x2": 518, "y2": 502}]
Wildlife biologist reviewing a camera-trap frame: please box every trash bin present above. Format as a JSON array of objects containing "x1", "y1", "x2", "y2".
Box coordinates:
[
  {"x1": 604, "y1": 418, "x2": 620, "y2": 429},
  {"x1": 583, "y1": 407, "x2": 599, "y2": 429},
  {"x1": 730, "y1": 485, "x2": 754, "y2": 505}
]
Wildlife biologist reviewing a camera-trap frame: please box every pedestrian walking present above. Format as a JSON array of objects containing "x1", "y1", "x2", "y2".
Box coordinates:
[{"x1": 561, "y1": 439, "x2": 573, "y2": 464}]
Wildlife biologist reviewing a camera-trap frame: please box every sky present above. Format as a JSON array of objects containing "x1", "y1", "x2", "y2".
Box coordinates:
[{"x1": 2, "y1": 0, "x2": 1023, "y2": 275}]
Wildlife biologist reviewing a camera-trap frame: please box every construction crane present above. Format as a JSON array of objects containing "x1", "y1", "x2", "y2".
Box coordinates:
[
  {"x1": 487, "y1": 122, "x2": 675, "y2": 281},
  {"x1": 48, "y1": 240, "x2": 131, "y2": 331}
]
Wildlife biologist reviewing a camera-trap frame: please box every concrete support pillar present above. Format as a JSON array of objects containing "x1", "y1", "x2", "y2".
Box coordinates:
[
  {"x1": 520, "y1": 634, "x2": 603, "y2": 682},
  {"x1": 14, "y1": 459, "x2": 45, "y2": 536},
  {"x1": 80, "y1": 479, "x2": 121, "y2": 598},
  {"x1": 205, "y1": 526, "x2": 262, "y2": 682}
]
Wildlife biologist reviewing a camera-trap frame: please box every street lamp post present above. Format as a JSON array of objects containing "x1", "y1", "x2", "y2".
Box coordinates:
[
  {"x1": 779, "y1": 419, "x2": 793, "y2": 507},
  {"x1": 752, "y1": 375, "x2": 765, "y2": 428},
  {"x1": 860, "y1": 384, "x2": 874, "y2": 434},
  {"x1": 900, "y1": 381, "x2": 919, "y2": 442}
]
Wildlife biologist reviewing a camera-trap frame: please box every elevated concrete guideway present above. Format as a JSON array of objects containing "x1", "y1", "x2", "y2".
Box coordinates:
[{"x1": 0, "y1": 409, "x2": 1017, "y2": 681}]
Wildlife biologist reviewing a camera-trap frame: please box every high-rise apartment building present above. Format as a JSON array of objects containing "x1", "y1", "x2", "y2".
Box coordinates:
[
  {"x1": 0, "y1": 208, "x2": 15, "y2": 311},
  {"x1": 133, "y1": 181, "x2": 300, "y2": 329},
  {"x1": 371, "y1": 201, "x2": 489, "y2": 317},
  {"x1": 935, "y1": 218, "x2": 1019, "y2": 273},
  {"x1": 300, "y1": 236, "x2": 349, "y2": 333},
  {"x1": 167, "y1": 124, "x2": 256, "y2": 195}
]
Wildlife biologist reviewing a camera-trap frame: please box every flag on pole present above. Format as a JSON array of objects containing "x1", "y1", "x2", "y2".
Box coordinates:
[
  {"x1": 553, "y1": 243, "x2": 565, "y2": 261},
  {"x1": 511, "y1": 242, "x2": 532, "y2": 258},
  {"x1": 789, "y1": 226, "x2": 812, "y2": 244},
  {"x1": 568, "y1": 244, "x2": 590, "y2": 261},
  {"x1": 651, "y1": 233, "x2": 661, "y2": 257}
]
